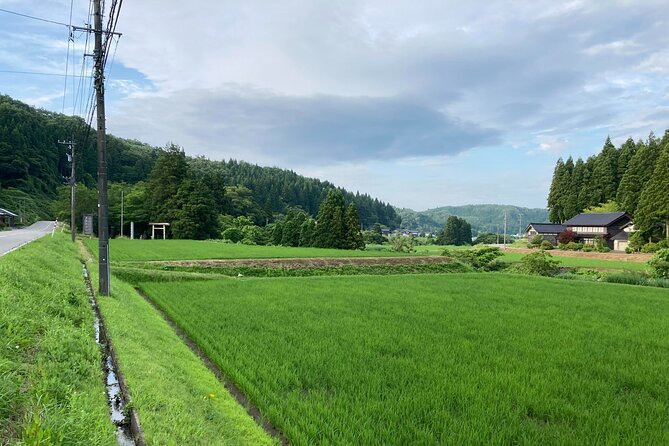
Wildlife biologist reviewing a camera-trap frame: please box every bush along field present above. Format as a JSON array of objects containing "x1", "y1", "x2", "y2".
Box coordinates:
[
  {"x1": 139, "y1": 274, "x2": 669, "y2": 446},
  {"x1": 0, "y1": 234, "x2": 115, "y2": 445}
]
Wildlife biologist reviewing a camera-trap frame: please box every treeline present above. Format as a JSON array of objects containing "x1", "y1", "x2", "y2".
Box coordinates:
[
  {"x1": 53, "y1": 145, "x2": 365, "y2": 248},
  {"x1": 547, "y1": 130, "x2": 669, "y2": 240},
  {"x1": 0, "y1": 94, "x2": 399, "y2": 229}
]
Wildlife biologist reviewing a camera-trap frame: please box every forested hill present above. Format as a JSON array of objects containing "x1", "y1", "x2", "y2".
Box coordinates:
[
  {"x1": 0, "y1": 94, "x2": 399, "y2": 228},
  {"x1": 396, "y1": 205, "x2": 548, "y2": 234},
  {"x1": 546, "y1": 130, "x2": 669, "y2": 241}
]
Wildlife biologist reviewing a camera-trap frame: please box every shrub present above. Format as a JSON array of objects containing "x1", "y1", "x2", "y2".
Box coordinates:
[
  {"x1": 514, "y1": 252, "x2": 560, "y2": 276},
  {"x1": 565, "y1": 241, "x2": 583, "y2": 251},
  {"x1": 443, "y1": 246, "x2": 503, "y2": 271},
  {"x1": 221, "y1": 227, "x2": 244, "y2": 243},
  {"x1": 391, "y1": 236, "x2": 415, "y2": 253},
  {"x1": 558, "y1": 229, "x2": 577, "y2": 244},
  {"x1": 641, "y1": 242, "x2": 659, "y2": 253},
  {"x1": 599, "y1": 247, "x2": 611, "y2": 253},
  {"x1": 540, "y1": 240, "x2": 553, "y2": 250},
  {"x1": 658, "y1": 239, "x2": 669, "y2": 249},
  {"x1": 582, "y1": 245, "x2": 594, "y2": 252},
  {"x1": 530, "y1": 235, "x2": 544, "y2": 247},
  {"x1": 625, "y1": 246, "x2": 634, "y2": 254},
  {"x1": 648, "y1": 249, "x2": 669, "y2": 278}
]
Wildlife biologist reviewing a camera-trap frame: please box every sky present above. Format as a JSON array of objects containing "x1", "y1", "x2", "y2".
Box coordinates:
[{"x1": 1, "y1": 0, "x2": 668, "y2": 211}]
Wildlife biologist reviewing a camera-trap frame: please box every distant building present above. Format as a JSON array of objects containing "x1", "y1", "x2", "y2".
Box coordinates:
[
  {"x1": 526, "y1": 212, "x2": 634, "y2": 251},
  {"x1": 525, "y1": 223, "x2": 565, "y2": 245},
  {"x1": 563, "y1": 212, "x2": 633, "y2": 251},
  {"x1": 0, "y1": 207, "x2": 18, "y2": 227}
]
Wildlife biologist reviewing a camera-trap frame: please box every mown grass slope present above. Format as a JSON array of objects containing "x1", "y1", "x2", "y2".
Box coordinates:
[
  {"x1": 142, "y1": 274, "x2": 669, "y2": 445},
  {"x1": 83, "y1": 251, "x2": 277, "y2": 445},
  {"x1": 0, "y1": 234, "x2": 115, "y2": 445}
]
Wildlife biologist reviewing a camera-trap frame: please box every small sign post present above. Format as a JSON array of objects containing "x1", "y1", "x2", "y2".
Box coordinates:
[{"x1": 83, "y1": 214, "x2": 94, "y2": 235}]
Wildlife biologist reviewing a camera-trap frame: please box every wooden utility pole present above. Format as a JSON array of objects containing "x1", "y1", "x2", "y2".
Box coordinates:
[
  {"x1": 58, "y1": 139, "x2": 76, "y2": 242},
  {"x1": 94, "y1": 0, "x2": 110, "y2": 295},
  {"x1": 503, "y1": 210, "x2": 507, "y2": 248},
  {"x1": 120, "y1": 189, "x2": 124, "y2": 237}
]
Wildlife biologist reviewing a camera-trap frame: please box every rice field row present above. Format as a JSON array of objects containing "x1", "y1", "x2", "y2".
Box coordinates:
[{"x1": 140, "y1": 274, "x2": 669, "y2": 445}]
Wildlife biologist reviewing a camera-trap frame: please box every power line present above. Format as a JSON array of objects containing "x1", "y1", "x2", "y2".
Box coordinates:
[
  {"x1": 0, "y1": 70, "x2": 91, "y2": 78},
  {"x1": 0, "y1": 7, "x2": 70, "y2": 27}
]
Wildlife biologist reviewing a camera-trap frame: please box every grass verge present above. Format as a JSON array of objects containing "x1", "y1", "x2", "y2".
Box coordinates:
[
  {"x1": 81, "y1": 246, "x2": 277, "y2": 445},
  {"x1": 141, "y1": 274, "x2": 669, "y2": 445},
  {"x1": 0, "y1": 233, "x2": 115, "y2": 445}
]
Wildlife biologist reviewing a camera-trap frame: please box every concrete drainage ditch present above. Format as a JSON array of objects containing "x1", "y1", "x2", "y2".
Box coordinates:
[{"x1": 82, "y1": 263, "x2": 145, "y2": 446}]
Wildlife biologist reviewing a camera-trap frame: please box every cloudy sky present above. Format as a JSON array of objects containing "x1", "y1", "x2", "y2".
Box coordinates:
[{"x1": 1, "y1": 0, "x2": 668, "y2": 210}]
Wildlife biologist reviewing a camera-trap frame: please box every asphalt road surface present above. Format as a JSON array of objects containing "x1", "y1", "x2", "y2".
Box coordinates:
[{"x1": 0, "y1": 221, "x2": 56, "y2": 257}]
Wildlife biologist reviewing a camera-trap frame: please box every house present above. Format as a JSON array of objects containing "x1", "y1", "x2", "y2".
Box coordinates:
[
  {"x1": 562, "y1": 212, "x2": 633, "y2": 251},
  {"x1": 0, "y1": 207, "x2": 18, "y2": 227},
  {"x1": 525, "y1": 223, "x2": 565, "y2": 245}
]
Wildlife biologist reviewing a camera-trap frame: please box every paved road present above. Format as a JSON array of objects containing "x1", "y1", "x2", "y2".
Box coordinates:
[{"x1": 0, "y1": 221, "x2": 56, "y2": 257}]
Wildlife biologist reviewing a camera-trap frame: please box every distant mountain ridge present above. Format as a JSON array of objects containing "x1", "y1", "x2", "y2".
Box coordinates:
[{"x1": 396, "y1": 205, "x2": 549, "y2": 235}]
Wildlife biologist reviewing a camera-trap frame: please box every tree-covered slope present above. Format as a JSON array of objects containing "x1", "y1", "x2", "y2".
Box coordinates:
[{"x1": 0, "y1": 94, "x2": 399, "y2": 228}]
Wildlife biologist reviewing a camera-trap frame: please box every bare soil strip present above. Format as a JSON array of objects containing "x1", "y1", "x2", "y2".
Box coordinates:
[
  {"x1": 135, "y1": 288, "x2": 290, "y2": 446},
  {"x1": 504, "y1": 248, "x2": 651, "y2": 262},
  {"x1": 148, "y1": 256, "x2": 453, "y2": 268}
]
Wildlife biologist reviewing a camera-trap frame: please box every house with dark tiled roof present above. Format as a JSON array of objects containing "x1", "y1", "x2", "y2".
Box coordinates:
[
  {"x1": 0, "y1": 207, "x2": 18, "y2": 227},
  {"x1": 562, "y1": 212, "x2": 633, "y2": 251},
  {"x1": 525, "y1": 223, "x2": 565, "y2": 245}
]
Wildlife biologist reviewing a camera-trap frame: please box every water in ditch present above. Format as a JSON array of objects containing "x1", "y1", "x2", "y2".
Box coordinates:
[{"x1": 83, "y1": 264, "x2": 136, "y2": 446}]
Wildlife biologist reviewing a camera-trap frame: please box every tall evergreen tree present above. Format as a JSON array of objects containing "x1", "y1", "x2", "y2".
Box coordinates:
[
  {"x1": 636, "y1": 144, "x2": 669, "y2": 240},
  {"x1": 171, "y1": 176, "x2": 219, "y2": 240},
  {"x1": 315, "y1": 190, "x2": 346, "y2": 249},
  {"x1": 299, "y1": 218, "x2": 317, "y2": 247},
  {"x1": 568, "y1": 158, "x2": 587, "y2": 215},
  {"x1": 436, "y1": 216, "x2": 471, "y2": 245},
  {"x1": 147, "y1": 144, "x2": 188, "y2": 224},
  {"x1": 590, "y1": 136, "x2": 618, "y2": 205},
  {"x1": 344, "y1": 203, "x2": 364, "y2": 250},
  {"x1": 616, "y1": 136, "x2": 661, "y2": 215},
  {"x1": 547, "y1": 158, "x2": 566, "y2": 222}
]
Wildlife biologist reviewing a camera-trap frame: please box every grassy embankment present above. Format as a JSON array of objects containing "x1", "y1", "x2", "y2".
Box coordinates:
[
  {"x1": 0, "y1": 233, "x2": 115, "y2": 445},
  {"x1": 81, "y1": 248, "x2": 277, "y2": 445},
  {"x1": 140, "y1": 274, "x2": 669, "y2": 445}
]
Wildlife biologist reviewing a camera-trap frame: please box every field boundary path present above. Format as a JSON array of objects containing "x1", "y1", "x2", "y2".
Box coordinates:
[
  {"x1": 148, "y1": 256, "x2": 452, "y2": 268},
  {"x1": 135, "y1": 288, "x2": 290, "y2": 446},
  {"x1": 0, "y1": 221, "x2": 55, "y2": 257}
]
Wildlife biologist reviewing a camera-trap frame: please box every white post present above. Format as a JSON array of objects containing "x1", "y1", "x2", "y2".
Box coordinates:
[
  {"x1": 152, "y1": 225, "x2": 155, "y2": 240},
  {"x1": 130, "y1": 221, "x2": 134, "y2": 240}
]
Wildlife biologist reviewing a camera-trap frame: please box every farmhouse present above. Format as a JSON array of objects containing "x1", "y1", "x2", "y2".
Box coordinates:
[
  {"x1": 525, "y1": 223, "x2": 564, "y2": 245},
  {"x1": 526, "y1": 212, "x2": 634, "y2": 251},
  {"x1": 563, "y1": 212, "x2": 633, "y2": 251},
  {"x1": 0, "y1": 207, "x2": 18, "y2": 227}
]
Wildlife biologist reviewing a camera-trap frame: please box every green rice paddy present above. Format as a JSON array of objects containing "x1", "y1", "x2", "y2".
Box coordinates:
[{"x1": 140, "y1": 274, "x2": 669, "y2": 445}]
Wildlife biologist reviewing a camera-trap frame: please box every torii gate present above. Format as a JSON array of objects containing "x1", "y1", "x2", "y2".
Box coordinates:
[{"x1": 149, "y1": 222, "x2": 170, "y2": 240}]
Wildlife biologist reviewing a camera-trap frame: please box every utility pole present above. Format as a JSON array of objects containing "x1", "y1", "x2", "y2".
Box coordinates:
[
  {"x1": 503, "y1": 210, "x2": 507, "y2": 248},
  {"x1": 59, "y1": 139, "x2": 76, "y2": 242},
  {"x1": 120, "y1": 189, "x2": 124, "y2": 237},
  {"x1": 94, "y1": 0, "x2": 110, "y2": 295},
  {"x1": 518, "y1": 214, "x2": 522, "y2": 237}
]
